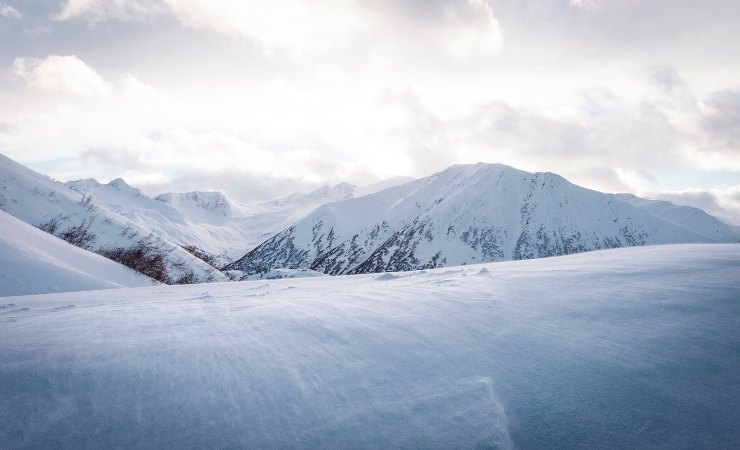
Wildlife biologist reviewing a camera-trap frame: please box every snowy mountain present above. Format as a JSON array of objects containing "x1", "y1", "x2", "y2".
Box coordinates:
[
  {"x1": 155, "y1": 191, "x2": 232, "y2": 219},
  {"x1": 63, "y1": 178, "x2": 404, "y2": 263},
  {"x1": 72, "y1": 184, "x2": 350, "y2": 262},
  {"x1": 615, "y1": 193, "x2": 740, "y2": 242},
  {"x1": 2, "y1": 244, "x2": 739, "y2": 448},
  {"x1": 227, "y1": 163, "x2": 731, "y2": 276},
  {"x1": 0, "y1": 153, "x2": 225, "y2": 284},
  {"x1": 259, "y1": 182, "x2": 356, "y2": 209},
  {"x1": 0, "y1": 210, "x2": 156, "y2": 296}
]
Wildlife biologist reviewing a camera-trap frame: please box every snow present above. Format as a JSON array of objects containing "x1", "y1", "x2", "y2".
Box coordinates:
[
  {"x1": 0, "y1": 211, "x2": 156, "y2": 296},
  {"x1": 233, "y1": 268, "x2": 327, "y2": 281},
  {"x1": 2, "y1": 244, "x2": 739, "y2": 448},
  {"x1": 616, "y1": 193, "x2": 740, "y2": 242},
  {"x1": 0, "y1": 153, "x2": 224, "y2": 283},
  {"x1": 228, "y1": 163, "x2": 726, "y2": 275},
  {"x1": 67, "y1": 179, "x2": 381, "y2": 262}
]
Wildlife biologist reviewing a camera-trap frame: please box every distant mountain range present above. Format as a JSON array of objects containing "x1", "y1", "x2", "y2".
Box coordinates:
[
  {"x1": 1, "y1": 153, "x2": 737, "y2": 291},
  {"x1": 64, "y1": 174, "x2": 394, "y2": 262},
  {"x1": 0, "y1": 152, "x2": 409, "y2": 291},
  {"x1": 226, "y1": 163, "x2": 739, "y2": 276}
]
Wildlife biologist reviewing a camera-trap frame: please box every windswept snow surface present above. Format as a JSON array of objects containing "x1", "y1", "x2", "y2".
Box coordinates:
[
  {"x1": 1, "y1": 244, "x2": 739, "y2": 449},
  {"x1": 0, "y1": 211, "x2": 156, "y2": 296}
]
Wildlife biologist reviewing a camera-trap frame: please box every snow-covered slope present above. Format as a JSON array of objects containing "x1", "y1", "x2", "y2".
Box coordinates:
[
  {"x1": 67, "y1": 178, "x2": 240, "y2": 260},
  {"x1": 2, "y1": 244, "x2": 739, "y2": 448},
  {"x1": 227, "y1": 163, "x2": 716, "y2": 275},
  {"x1": 65, "y1": 178, "x2": 397, "y2": 263},
  {"x1": 0, "y1": 153, "x2": 224, "y2": 284},
  {"x1": 0, "y1": 211, "x2": 156, "y2": 296},
  {"x1": 615, "y1": 193, "x2": 740, "y2": 242}
]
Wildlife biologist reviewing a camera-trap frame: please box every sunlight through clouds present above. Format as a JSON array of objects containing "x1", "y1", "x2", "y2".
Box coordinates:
[{"x1": 0, "y1": 0, "x2": 738, "y2": 221}]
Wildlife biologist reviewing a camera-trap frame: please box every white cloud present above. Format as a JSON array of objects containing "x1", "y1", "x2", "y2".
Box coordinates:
[
  {"x1": 55, "y1": 0, "x2": 368, "y2": 57},
  {"x1": 76, "y1": 129, "x2": 360, "y2": 200},
  {"x1": 165, "y1": 0, "x2": 364, "y2": 57},
  {"x1": 4, "y1": 54, "x2": 738, "y2": 207},
  {"x1": 4, "y1": 6, "x2": 738, "y2": 222},
  {"x1": 0, "y1": 3, "x2": 21, "y2": 19},
  {"x1": 569, "y1": 0, "x2": 600, "y2": 10},
  {"x1": 701, "y1": 90, "x2": 740, "y2": 155},
  {"x1": 54, "y1": 0, "x2": 503, "y2": 61},
  {"x1": 14, "y1": 55, "x2": 111, "y2": 97},
  {"x1": 427, "y1": 0, "x2": 503, "y2": 58},
  {"x1": 56, "y1": 0, "x2": 165, "y2": 23}
]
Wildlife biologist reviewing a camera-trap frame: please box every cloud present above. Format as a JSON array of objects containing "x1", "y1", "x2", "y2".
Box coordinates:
[
  {"x1": 56, "y1": 0, "x2": 166, "y2": 23},
  {"x1": 14, "y1": 55, "x2": 111, "y2": 97},
  {"x1": 647, "y1": 66, "x2": 688, "y2": 95},
  {"x1": 365, "y1": 0, "x2": 502, "y2": 58},
  {"x1": 54, "y1": 0, "x2": 503, "y2": 61},
  {"x1": 568, "y1": 0, "x2": 601, "y2": 10},
  {"x1": 373, "y1": 88, "x2": 686, "y2": 190},
  {"x1": 77, "y1": 129, "x2": 358, "y2": 201},
  {"x1": 2, "y1": 34, "x2": 737, "y2": 220},
  {"x1": 55, "y1": 0, "x2": 368, "y2": 57},
  {"x1": 701, "y1": 90, "x2": 740, "y2": 154},
  {"x1": 0, "y1": 3, "x2": 21, "y2": 18},
  {"x1": 360, "y1": 66, "x2": 740, "y2": 199},
  {"x1": 0, "y1": 121, "x2": 17, "y2": 134},
  {"x1": 165, "y1": 0, "x2": 364, "y2": 57},
  {"x1": 4, "y1": 54, "x2": 187, "y2": 162}
]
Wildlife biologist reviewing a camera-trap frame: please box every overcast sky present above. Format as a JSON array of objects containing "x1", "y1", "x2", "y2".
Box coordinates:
[{"x1": 1, "y1": 0, "x2": 739, "y2": 223}]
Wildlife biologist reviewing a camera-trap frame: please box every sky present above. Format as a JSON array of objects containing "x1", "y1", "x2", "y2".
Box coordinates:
[{"x1": 1, "y1": 0, "x2": 739, "y2": 224}]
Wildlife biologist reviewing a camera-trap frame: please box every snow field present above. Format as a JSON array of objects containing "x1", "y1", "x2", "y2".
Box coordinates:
[{"x1": 1, "y1": 244, "x2": 739, "y2": 448}]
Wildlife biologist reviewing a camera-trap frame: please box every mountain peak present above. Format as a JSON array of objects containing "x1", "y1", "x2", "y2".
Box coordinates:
[
  {"x1": 108, "y1": 177, "x2": 128, "y2": 187},
  {"x1": 261, "y1": 182, "x2": 357, "y2": 209},
  {"x1": 65, "y1": 178, "x2": 102, "y2": 194},
  {"x1": 105, "y1": 178, "x2": 145, "y2": 198},
  {"x1": 310, "y1": 182, "x2": 356, "y2": 199},
  {"x1": 155, "y1": 191, "x2": 232, "y2": 217}
]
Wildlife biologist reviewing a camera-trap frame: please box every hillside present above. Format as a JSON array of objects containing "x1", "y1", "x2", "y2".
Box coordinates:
[
  {"x1": 0, "y1": 153, "x2": 224, "y2": 284},
  {"x1": 0, "y1": 211, "x2": 156, "y2": 296},
  {"x1": 2, "y1": 244, "x2": 738, "y2": 448}
]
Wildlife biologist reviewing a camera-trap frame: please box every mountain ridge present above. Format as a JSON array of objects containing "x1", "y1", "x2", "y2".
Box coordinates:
[
  {"x1": 226, "y1": 163, "x2": 736, "y2": 276},
  {"x1": 0, "y1": 153, "x2": 225, "y2": 284}
]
